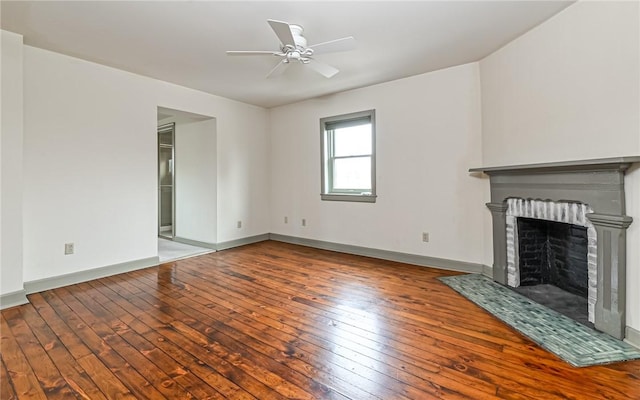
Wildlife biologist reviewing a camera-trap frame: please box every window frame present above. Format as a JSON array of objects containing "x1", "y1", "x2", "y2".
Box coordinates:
[{"x1": 320, "y1": 109, "x2": 377, "y2": 203}]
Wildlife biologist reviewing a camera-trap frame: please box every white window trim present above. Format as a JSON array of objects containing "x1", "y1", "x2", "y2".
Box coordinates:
[{"x1": 320, "y1": 109, "x2": 376, "y2": 203}]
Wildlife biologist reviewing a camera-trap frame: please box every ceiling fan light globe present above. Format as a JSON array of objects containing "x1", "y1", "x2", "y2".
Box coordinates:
[{"x1": 288, "y1": 51, "x2": 301, "y2": 61}]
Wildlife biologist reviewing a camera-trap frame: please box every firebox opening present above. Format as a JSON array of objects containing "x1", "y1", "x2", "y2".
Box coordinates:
[{"x1": 514, "y1": 217, "x2": 592, "y2": 328}]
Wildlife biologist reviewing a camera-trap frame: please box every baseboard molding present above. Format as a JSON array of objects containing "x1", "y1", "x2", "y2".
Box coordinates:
[
  {"x1": 625, "y1": 326, "x2": 640, "y2": 349},
  {"x1": 18, "y1": 233, "x2": 269, "y2": 298},
  {"x1": 10, "y1": 233, "x2": 485, "y2": 302},
  {"x1": 173, "y1": 236, "x2": 217, "y2": 250},
  {"x1": 269, "y1": 234, "x2": 485, "y2": 274},
  {"x1": 24, "y1": 256, "x2": 160, "y2": 295},
  {"x1": 0, "y1": 289, "x2": 29, "y2": 310},
  {"x1": 216, "y1": 234, "x2": 270, "y2": 251},
  {"x1": 482, "y1": 264, "x2": 493, "y2": 277}
]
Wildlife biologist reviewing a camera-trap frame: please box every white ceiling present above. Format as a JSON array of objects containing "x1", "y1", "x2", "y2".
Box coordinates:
[{"x1": 1, "y1": 1, "x2": 573, "y2": 108}]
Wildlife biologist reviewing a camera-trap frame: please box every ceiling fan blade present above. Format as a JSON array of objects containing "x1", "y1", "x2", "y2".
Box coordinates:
[
  {"x1": 307, "y1": 60, "x2": 339, "y2": 78},
  {"x1": 267, "y1": 19, "x2": 296, "y2": 47},
  {"x1": 266, "y1": 60, "x2": 289, "y2": 79},
  {"x1": 226, "y1": 51, "x2": 277, "y2": 56},
  {"x1": 309, "y1": 36, "x2": 356, "y2": 55}
]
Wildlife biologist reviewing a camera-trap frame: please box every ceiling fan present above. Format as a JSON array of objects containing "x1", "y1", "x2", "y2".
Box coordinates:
[{"x1": 226, "y1": 19, "x2": 356, "y2": 79}]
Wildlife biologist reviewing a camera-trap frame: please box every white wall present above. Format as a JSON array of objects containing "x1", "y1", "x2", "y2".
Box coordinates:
[
  {"x1": 216, "y1": 107, "x2": 271, "y2": 244},
  {"x1": 175, "y1": 118, "x2": 217, "y2": 244},
  {"x1": 22, "y1": 45, "x2": 269, "y2": 283},
  {"x1": 480, "y1": 1, "x2": 639, "y2": 166},
  {"x1": 479, "y1": 1, "x2": 640, "y2": 331},
  {"x1": 270, "y1": 63, "x2": 485, "y2": 264},
  {"x1": 0, "y1": 31, "x2": 25, "y2": 299},
  {"x1": 157, "y1": 92, "x2": 270, "y2": 245},
  {"x1": 23, "y1": 46, "x2": 156, "y2": 282}
]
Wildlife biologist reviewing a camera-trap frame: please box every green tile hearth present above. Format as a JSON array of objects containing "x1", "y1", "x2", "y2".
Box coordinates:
[{"x1": 438, "y1": 274, "x2": 640, "y2": 367}]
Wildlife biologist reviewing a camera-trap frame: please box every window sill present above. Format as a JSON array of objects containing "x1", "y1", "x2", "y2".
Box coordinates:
[{"x1": 320, "y1": 193, "x2": 377, "y2": 203}]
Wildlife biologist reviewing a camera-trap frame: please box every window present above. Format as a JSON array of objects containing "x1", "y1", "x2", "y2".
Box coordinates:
[{"x1": 321, "y1": 110, "x2": 376, "y2": 202}]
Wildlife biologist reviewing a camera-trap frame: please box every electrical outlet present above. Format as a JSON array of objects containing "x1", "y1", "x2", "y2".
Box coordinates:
[
  {"x1": 284, "y1": 216, "x2": 288, "y2": 224},
  {"x1": 302, "y1": 218, "x2": 306, "y2": 227},
  {"x1": 64, "y1": 243, "x2": 75, "y2": 255},
  {"x1": 422, "y1": 232, "x2": 429, "y2": 242},
  {"x1": 237, "y1": 220, "x2": 242, "y2": 229}
]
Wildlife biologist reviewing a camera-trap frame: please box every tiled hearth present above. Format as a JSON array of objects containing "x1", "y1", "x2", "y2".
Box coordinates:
[
  {"x1": 440, "y1": 274, "x2": 640, "y2": 367},
  {"x1": 470, "y1": 157, "x2": 640, "y2": 340}
]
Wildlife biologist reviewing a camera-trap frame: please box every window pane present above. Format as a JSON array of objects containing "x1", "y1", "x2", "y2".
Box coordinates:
[
  {"x1": 333, "y1": 124, "x2": 371, "y2": 157},
  {"x1": 333, "y1": 157, "x2": 371, "y2": 190}
]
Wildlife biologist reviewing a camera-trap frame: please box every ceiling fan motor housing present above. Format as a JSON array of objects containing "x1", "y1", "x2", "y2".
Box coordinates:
[{"x1": 282, "y1": 25, "x2": 313, "y2": 62}]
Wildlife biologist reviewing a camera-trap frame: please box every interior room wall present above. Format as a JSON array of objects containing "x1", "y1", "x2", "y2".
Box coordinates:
[
  {"x1": 21, "y1": 45, "x2": 269, "y2": 285},
  {"x1": 173, "y1": 117, "x2": 217, "y2": 245},
  {"x1": 480, "y1": 1, "x2": 639, "y2": 166},
  {"x1": 270, "y1": 63, "x2": 485, "y2": 266},
  {"x1": 156, "y1": 91, "x2": 270, "y2": 246},
  {"x1": 215, "y1": 100, "x2": 271, "y2": 245},
  {"x1": 479, "y1": 1, "x2": 640, "y2": 332},
  {"x1": 0, "y1": 30, "x2": 25, "y2": 302}
]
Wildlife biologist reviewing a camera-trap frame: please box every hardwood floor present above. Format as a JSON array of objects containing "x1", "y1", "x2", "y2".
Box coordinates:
[{"x1": 2, "y1": 240, "x2": 639, "y2": 399}]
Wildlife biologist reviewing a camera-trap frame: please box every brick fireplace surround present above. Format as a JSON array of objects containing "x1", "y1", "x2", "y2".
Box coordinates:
[{"x1": 471, "y1": 157, "x2": 640, "y2": 340}]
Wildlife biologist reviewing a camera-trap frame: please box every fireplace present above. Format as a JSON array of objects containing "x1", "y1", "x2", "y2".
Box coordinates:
[
  {"x1": 506, "y1": 198, "x2": 596, "y2": 326},
  {"x1": 517, "y1": 217, "x2": 588, "y2": 295},
  {"x1": 470, "y1": 157, "x2": 639, "y2": 339}
]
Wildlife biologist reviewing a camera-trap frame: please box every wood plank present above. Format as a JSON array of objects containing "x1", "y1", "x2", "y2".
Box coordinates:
[
  {"x1": 59, "y1": 283, "x2": 200, "y2": 399},
  {"x1": 122, "y1": 278, "x2": 385, "y2": 400},
  {"x1": 16, "y1": 304, "x2": 108, "y2": 400},
  {"x1": 82, "y1": 280, "x2": 228, "y2": 400},
  {"x1": 75, "y1": 354, "x2": 137, "y2": 400},
  {"x1": 0, "y1": 314, "x2": 48, "y2": 399},
  {"x1": 70, "y1": 282, "x2": 268, "y2": 398},
  {"x1": 98, "y1": 275, "x2": 272, "y2": 400},
  {"x1": 1, "y1": 356, "x2": 18, "y2": 400},
  {"x1": 40, "y1": 289, "x2": 168, "y2": 399},
  {"x1": 2, "y1": 307, "x2": 78, "y2": 399}
]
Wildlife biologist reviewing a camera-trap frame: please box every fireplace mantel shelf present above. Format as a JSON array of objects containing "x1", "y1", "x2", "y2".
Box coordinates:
[{"x1": 470, "y1": 156, "x2": 640, "y2": 175}]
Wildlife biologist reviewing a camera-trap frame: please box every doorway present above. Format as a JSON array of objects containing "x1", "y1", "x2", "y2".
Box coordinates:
[
  {"x1": 158, "y1": 123, "x2": 175, "y2": 239},
  {"x1": 156, "y1": 107, "x2": 217, "y2": 262}
]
